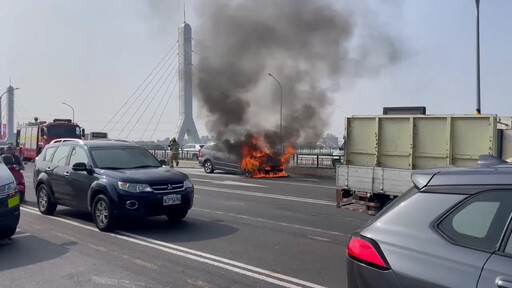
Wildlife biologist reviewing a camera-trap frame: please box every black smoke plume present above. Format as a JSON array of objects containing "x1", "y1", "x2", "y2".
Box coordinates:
[{"x1": 194, "y1": 0, "x2": 401, "y2": 153}]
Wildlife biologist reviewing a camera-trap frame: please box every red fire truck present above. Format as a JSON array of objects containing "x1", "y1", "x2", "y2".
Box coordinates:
[{"x1": 16, "y1": 118, "x2": 85, "y2": 160}]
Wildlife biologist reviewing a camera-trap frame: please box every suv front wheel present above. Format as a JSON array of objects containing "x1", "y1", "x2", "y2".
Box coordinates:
[
  {"x1": 166, "y1": 209, "x2": 188, "y2": 222},
  {"x1": 92, "y1": 195, "x2": 116, "y2": 232}
]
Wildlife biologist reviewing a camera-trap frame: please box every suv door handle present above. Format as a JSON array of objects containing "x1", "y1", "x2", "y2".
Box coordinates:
[
  {"x1": 497, "y1": 278, "x2": 512, "y2": 288},
  {"x1": 64, "y1": 171, "x2": 70, "y2": 177}
]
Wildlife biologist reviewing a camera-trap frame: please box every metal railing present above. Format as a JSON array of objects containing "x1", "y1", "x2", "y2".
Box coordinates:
[
  {"x1": 148, "y1": 149, "x2": 342, "y2": 168},
  {"x1": 290, "y1": 154, "x2": 342, "y2": 168},
  {"x1": 150, "y1": 150, "x2": 200, "y2": 161}
]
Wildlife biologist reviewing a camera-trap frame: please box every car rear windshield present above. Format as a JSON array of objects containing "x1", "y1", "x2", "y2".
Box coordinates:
[
  {"x1": 365, "y1": 186, "x2": 419, "y2": 226},
  {"x1": 90, "y1": 147, "x2": 161, "y2": 170}
]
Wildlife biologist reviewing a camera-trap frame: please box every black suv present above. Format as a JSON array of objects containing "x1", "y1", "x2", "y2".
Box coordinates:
[{"x1": 33, "y1": 139, "x2": 194, "y2": 231}]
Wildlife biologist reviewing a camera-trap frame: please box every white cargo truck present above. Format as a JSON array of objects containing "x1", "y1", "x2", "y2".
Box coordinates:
[{"x1": 336, "y1": 114, "x2": 512, "y2": 215}]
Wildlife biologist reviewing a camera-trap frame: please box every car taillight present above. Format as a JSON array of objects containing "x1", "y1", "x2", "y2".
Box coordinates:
[
  {"x1": 347, "y1": 236, "x2": 389, "y2": 270},
  {"x1": 199, "y1": 149, "x2": 202, "y2": 157}
]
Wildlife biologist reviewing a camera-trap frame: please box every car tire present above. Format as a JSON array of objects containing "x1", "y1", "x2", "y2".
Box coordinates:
[
  {"x1": 192, "y1": 154, "x2": 199, "y2": 161},
  {"x1": 166, "y1": 209, "x2": 188, "y2": 222},
  {"x1": 37, "y1": 185, "x2": 57, "y2": 216},
  {"x1": 244, "y1": 169, "x2": 253, "y2": 178},
  {"x1": 19, "y1": 191, "x2": 25, "y2": 203},
  {"x1": 203, "y1": 160, "x2": 214, "y2": 174},
  {"x1": 0, "y1": 227, "x2": 17, "y2": 240},
  {"x1": 92, "y1": 195, "x2": 116, "y2": 232}
]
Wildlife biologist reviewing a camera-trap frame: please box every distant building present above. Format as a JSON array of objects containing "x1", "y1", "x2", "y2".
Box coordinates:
[{"x1": 320, "y1": 133, "x2": 339, "y2": 148}]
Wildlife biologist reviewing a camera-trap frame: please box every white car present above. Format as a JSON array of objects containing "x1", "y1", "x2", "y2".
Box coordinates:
[{"x1": 181, "y1": 144, "x2": 205, "y2": 160}]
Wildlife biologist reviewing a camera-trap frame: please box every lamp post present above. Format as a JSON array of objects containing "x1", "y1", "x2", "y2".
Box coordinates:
[
  {"x1": 0, "y1": 87, "x2": 20, "y2": 99},
  {"x1": 268, "y1": 73, "x2": 283, "y2": 150},
  {"x1": 475, "y1": 0, "x2": 481, "y2": 115},
  {"x1": 62, "y1": 102, "x2": 75, "y2": 123}
]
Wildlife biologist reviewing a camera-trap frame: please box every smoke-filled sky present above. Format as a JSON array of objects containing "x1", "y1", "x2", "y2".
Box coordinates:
[
  {"x1": 195, "y1": 0, "x2": 401, "y2": 143},
  {"x1": 1, "y1": 0, "x2": 511, "y2": 142}
]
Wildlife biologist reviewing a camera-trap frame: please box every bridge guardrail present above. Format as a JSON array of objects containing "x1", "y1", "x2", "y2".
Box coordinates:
[{"x1": 149, "y1": 149, "x2": 342, "y2": 168}]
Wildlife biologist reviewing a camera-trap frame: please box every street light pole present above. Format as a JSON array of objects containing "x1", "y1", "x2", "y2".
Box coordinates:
[
  {"x1": 476, "y1": 0, "x2": 481, "y2": 115},
  {"x1": 268, "y1": 73, "x2": 283, "y2": 150},
  {"x1": 62, "y1": 102, "x2": 75, "y2": 123}
]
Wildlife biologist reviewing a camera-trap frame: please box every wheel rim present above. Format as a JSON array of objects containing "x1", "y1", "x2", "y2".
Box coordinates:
[
  {"x1": 205, "y1": 162, "x2": 212, "y2": 172},
  {"x1": 39, "y1": 189, "x2": 48, "y2": 211},
  {"x1": 95, "y1": 200, "x2": 109, "y2": 227}
]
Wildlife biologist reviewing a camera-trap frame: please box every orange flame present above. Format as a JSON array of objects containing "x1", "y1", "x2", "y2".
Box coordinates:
[{"x1": 241, "y1": 136, "x2": 295, "y2": 178}]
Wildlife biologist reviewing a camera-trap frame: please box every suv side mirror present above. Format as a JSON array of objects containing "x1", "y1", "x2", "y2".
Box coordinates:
[
  {"x1": 159, "y1": 159, "x2": 167, "y2": 166},
  {"x1": 81, "y1": 128, "x2": 86, "y2": 138},
  {"x1": 72, "y1": 162, "x2": 88, "y2": 172}
]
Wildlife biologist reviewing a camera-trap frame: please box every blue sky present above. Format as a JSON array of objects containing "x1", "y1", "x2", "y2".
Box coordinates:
[{"x1": 0, "y1": 0, "x2": 510, "y2": 141}]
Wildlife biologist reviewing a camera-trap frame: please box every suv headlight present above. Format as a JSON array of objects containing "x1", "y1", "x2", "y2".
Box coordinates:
[
  {"x1": 118, "y1": 182, "x2": 152, "y2": 192},
  {"x1": 184, "y1": 179, "x2": 193, "y2": 188},
  {"x1": 0, "y1": 181, "x2": 17, "y2": 197}
]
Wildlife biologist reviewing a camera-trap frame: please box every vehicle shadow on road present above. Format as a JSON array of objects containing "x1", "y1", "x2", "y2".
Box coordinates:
[
  {"x1": 55, "y1": 209, "x2": 239, "y2": 243},
  {"x1": 0, "y1": 235, "x2": 69, "y2": 272}
]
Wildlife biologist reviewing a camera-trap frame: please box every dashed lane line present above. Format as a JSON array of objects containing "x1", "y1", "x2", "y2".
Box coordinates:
[
  {"x1": 20, "y1": 206, "x2": 325, "y2": 288},
  {"x1": 195, "y1": 185, "x2": 336, "y2": 206},
  {"x1": 193, "y1": 208, "x2": 345, "y2": 237}
]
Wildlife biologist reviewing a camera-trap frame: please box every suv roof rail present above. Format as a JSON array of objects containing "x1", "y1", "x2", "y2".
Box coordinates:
[
  {"x1": 478, "y1": 154, "x2": 507, "y2": 168},
  {"x1": 50, "y1": 138, "x2": 84, "y2": 144},
  {"x1": 93, "y1": 138, "x2": 132, "y2": 143}
]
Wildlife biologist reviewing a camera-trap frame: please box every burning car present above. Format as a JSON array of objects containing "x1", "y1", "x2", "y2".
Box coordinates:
[{"x1": 199, "y1": 138, "x2": 294, "y2": 178}]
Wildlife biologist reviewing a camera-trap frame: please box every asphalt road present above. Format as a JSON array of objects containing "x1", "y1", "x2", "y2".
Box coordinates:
[{"x1": 0, "y1": 163, "x2": 371, "y2": 288}]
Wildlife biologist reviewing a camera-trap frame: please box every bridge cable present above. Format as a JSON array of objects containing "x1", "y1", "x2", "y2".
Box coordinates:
[
  {"x1": 102, "y1": 41, "x2": 177, "y2": 132},
  {"x1": 123, "y1": 62, "x2": 179, "y2": 139},
  {"x1": 149, "y1": 76, "x2": 179, "y2": 141},
  {"x1": 138, "y1": 69, "x2": 179, "y2": 141},
  {"x1": 107, "y1": 42, "x2": 178, "y2": 133},
  {"x1": 117, "y1": 56, "x2": 179, "y2": 138}
]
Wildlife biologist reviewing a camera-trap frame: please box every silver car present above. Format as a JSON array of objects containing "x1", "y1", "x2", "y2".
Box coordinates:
[{"x1": 347, "y1": 156, "x2": 512, "y2": 288}]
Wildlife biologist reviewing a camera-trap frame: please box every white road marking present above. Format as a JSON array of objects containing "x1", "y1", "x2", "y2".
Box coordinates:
[
  {"x1": 307, "y1": 236, "x2": 333, "y2": 242},
  {"x1": 91, "y1": 276, "x2": 166, "y2": 288},
  {"x1": 11, "y1": 233, "x2": 31, "y2": 238},
  {"x1": 87, "y1": 243, "x2": 108, "y2": 252},
  {"x1": 20, "y1": 207, "x2": 325, "y2": 288},
  {"x1": 52, "y1": 231, "x2": 78, "y2": 241},
  {"x1": 192, "y1": 178, "x2": 267, "y2": 188},
  {"x1": 193, "y1": 208, "x2": 345, "y2": 237},
  {"x1": 345, "y1": 217, "x2": 364, "y2": 222},
  {"x1": 195, "y1": 185, "x2": 336, "y2": 206}
]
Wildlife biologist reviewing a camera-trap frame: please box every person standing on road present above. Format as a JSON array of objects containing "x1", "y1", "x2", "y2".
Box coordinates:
[{"x1": 168, "y1": 137, "x2": 180, "y2": 168}]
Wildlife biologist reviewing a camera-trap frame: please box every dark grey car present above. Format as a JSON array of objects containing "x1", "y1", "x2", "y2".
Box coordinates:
[
  {"x1": 198, "y1": 143, "x2": 241, "y2": 175},
  {"x1": 347, "y1": 157, "x2": 512, "y2": 288}
]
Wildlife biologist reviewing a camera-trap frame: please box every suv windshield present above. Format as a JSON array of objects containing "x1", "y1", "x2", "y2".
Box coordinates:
[
  {"x1": 90, "y1": 147, "x2": 161, "y2": 170},
  {"x1": 47, "y1": 125, "x2": 81, "y2": 138}
]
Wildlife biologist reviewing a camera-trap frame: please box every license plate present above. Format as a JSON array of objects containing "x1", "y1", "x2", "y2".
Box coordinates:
[
  {"x1": 8, "y1": 195, "x2": 19, "y2": 208},
  {"x1": 163, "y1": 194, "x2": 181, "y2": 205}
]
